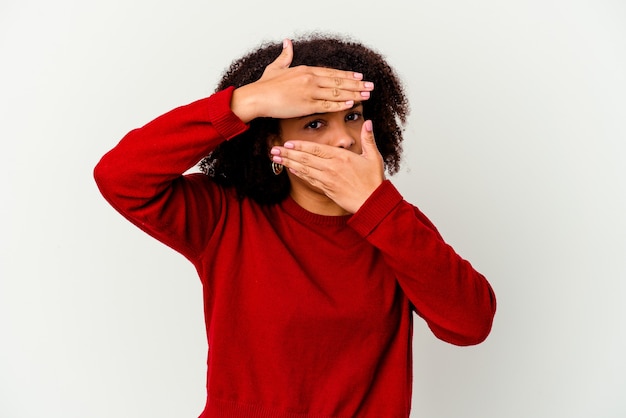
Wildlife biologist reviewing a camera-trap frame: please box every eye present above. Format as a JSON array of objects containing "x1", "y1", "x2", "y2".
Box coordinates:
[
  {"x1": 304, "y1": 120, "x2": 324, "y2": 130},
  {"x1": 345, "y1": 111, "x2": 363, "y2": 122}
]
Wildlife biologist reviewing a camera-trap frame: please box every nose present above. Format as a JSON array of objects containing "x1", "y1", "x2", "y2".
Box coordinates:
[{"x1": 330, "y1": 123, "x2": 356, "y2": 150}]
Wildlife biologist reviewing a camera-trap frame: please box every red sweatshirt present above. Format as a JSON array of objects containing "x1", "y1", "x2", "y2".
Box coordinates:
[{"x1": 94, "y1": 87, "x2": 496, "y2": 418}]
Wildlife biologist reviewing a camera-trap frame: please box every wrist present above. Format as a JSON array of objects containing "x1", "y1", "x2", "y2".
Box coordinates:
[{"x1": 230, "y1": 85, "x2": 259, "y2": 124}]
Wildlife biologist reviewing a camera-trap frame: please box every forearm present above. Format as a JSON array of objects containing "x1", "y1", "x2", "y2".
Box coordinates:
[
  {"x1": 349, "y1": 181, "x2": 496, "y2": 346},
  {"x1": 94, "y1": 87, "x2": 247, "y2": 211},
  {"x1": 93, "y1": 87, "x2": 249, "y2": 259}
]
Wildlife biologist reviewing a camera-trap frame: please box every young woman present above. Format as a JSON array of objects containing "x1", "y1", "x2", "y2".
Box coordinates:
[{"x1": 94, "y1": 34, "x2": 496, "y2": 418}]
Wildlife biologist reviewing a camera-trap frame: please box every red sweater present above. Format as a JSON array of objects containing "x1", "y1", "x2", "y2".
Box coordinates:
[{"x1": 94, "y1": 87, "x2": 496, "y2": 418}]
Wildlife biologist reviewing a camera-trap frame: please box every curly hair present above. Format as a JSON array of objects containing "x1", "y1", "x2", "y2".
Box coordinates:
[{"x1": 199, "y1": 32, "x2": 409, "y2": 205}]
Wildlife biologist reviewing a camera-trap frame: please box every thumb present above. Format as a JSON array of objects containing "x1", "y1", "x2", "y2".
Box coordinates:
[
  {"x1": 360, "y1": 120, "x2": 378, "y2": 158},
  {"x1": 270, "y1": 38, "x2": 293, "y2": 69}
]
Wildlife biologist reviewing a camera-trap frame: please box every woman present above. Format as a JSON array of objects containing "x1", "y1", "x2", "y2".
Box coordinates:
[{"x1": 94, "y1": 34, "x2": 496, "y2": 418}]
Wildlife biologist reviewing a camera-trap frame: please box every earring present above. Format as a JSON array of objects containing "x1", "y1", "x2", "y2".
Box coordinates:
[{"x1": 271, "y1": 161, "x2": 283, "y2": 175}]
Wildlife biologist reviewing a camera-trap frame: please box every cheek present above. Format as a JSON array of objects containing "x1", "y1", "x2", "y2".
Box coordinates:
[
  {"x1": 285, "y1": 129, "x2": 329, "y2": 145},
  {"x1": 279, "y1": 125, "x2": 317, "y2": 143},
  {"x1": 350, "y1": 122, "x2": 364, "y2": 138},
  {"x1": 277, "y1": 120, "x2": 299, "y2": 143}
]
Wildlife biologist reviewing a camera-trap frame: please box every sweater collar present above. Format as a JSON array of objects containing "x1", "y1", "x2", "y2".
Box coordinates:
[{"x1": 280, "y1": 196, "x2": 352, "y2": 227}]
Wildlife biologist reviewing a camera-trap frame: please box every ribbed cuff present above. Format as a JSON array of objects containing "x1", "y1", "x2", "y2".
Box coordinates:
[
  {"x1": 207, "y1": 86, "x2": 249, "y2": 140},
  {"x1": 347, "y1": 180, "x2": 403, "y2": 238}
]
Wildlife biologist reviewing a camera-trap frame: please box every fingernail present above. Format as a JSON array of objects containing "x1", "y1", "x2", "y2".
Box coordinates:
[
  {"x1": 345, "y1": 100, "x2": 355, "y2": 106},
  {"x1": 270, "y1": 147, "x2": 280, "y2": 155},
  {"x1": 283, "y1": 39, "x2": 289, "y2": 49},
  {"x1": 364, "y1": 82, "x2": 374, "y2": 89},
  {"x1": 365, "y1": 120, "x2": 373, "y2": 132},
  {"x1": 360, "y1": 91, "x2": 370, "y2": 99},
  {"x1": 353, "y1": 72, "x2": 364, "y2": 80},
  {"x1": 284, "y1": 142, "x2": 295, "y2": 149},
  {"x1": 272, "y1": 155, "x2": 282, "y2": 163}
]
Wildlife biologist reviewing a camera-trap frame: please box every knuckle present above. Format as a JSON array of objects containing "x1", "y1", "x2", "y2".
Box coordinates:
[{"x1": 301, "y1": 72, "x2": 315, "y2": 84}]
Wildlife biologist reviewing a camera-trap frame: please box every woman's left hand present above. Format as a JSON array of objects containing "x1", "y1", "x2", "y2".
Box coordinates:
[{"x1": 271, "y1": 120, "x2": 385, "y2": 214}]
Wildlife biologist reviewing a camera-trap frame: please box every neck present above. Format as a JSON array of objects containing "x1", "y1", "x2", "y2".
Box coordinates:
[{"x1": 288, "y1": 185, "x2": 350, "y2": 217}]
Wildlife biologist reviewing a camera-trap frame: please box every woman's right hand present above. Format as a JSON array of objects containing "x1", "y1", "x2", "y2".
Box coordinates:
[{"x1": 230, "y1": 39, "x2": 374, "y2": 123}]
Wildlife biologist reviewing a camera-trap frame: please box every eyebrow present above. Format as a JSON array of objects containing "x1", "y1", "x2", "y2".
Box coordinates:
[{"x1": 297, "y1": 102, "x2": 363, "y2": 120}]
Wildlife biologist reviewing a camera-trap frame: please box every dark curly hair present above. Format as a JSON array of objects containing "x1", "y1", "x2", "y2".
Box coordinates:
[{"x1": 199, "y1": 32, "x2": 409, "y2": 204}]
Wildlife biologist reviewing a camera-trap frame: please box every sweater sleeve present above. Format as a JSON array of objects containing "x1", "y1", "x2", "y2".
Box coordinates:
[
  {"x1": 348, "y1": 180, "x2": 497, "y2": 346},
  {"x1": 93, "y1": 87, "x2": 249, "y2": 261}
]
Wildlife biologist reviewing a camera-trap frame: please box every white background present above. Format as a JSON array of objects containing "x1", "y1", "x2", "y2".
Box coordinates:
[{"x1": 1, "y1": 0, "x2": 625, "y2": 417}]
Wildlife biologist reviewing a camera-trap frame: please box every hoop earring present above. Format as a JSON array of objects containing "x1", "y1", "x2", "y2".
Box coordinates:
[{"x1": 271, "y1": 161, "x2": 284, "y2": 175}]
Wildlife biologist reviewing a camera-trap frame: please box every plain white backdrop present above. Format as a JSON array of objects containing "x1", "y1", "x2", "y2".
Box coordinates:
[{"x1": 1, "y1": 0, "x2": 625, "y2": 417}]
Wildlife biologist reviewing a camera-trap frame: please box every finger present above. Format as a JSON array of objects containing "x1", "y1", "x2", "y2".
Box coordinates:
[
  {"x1": 271, "y1": 142, "x2": 340, "y2": 171},
  {"x1": 311, "y1": 67, "x2": 366, "y2": 83},
  {"x1": 269, "y1": 38, "x2": 293, "y2": 69},
  {"x1": 280, "y1": 141, "x2": 339, "y2": 159},
  {"x1": 307, "y1": 88, "x2": 372, "y2": 114},
  {"x1": 312, "y1": 87, "x2": 372, "y2": 106},
  {"x1": 308, "y1": 99, "x2": 356, "y2": 114},
  {"x1": 310, "y1": 77, "x2": 374, "y2": 109},
  {"x1": 272, "y1": 150, "x2": 323, "y2": 180},
  {"x1": 271, "y1": 149, "x2": 326, "y2": 173},
  {"x1": 314, "y1": 75, "x2": 374, "y2": 93},
  {"x1": 360, "y1": 120, "x2": 377, "y2": 158},
  {"x1": 288, "y1": 166, "x2": 326, "y2": 192},
  {"x1": 359, "y1": 120, "x2": 385, "y2": 180}
]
